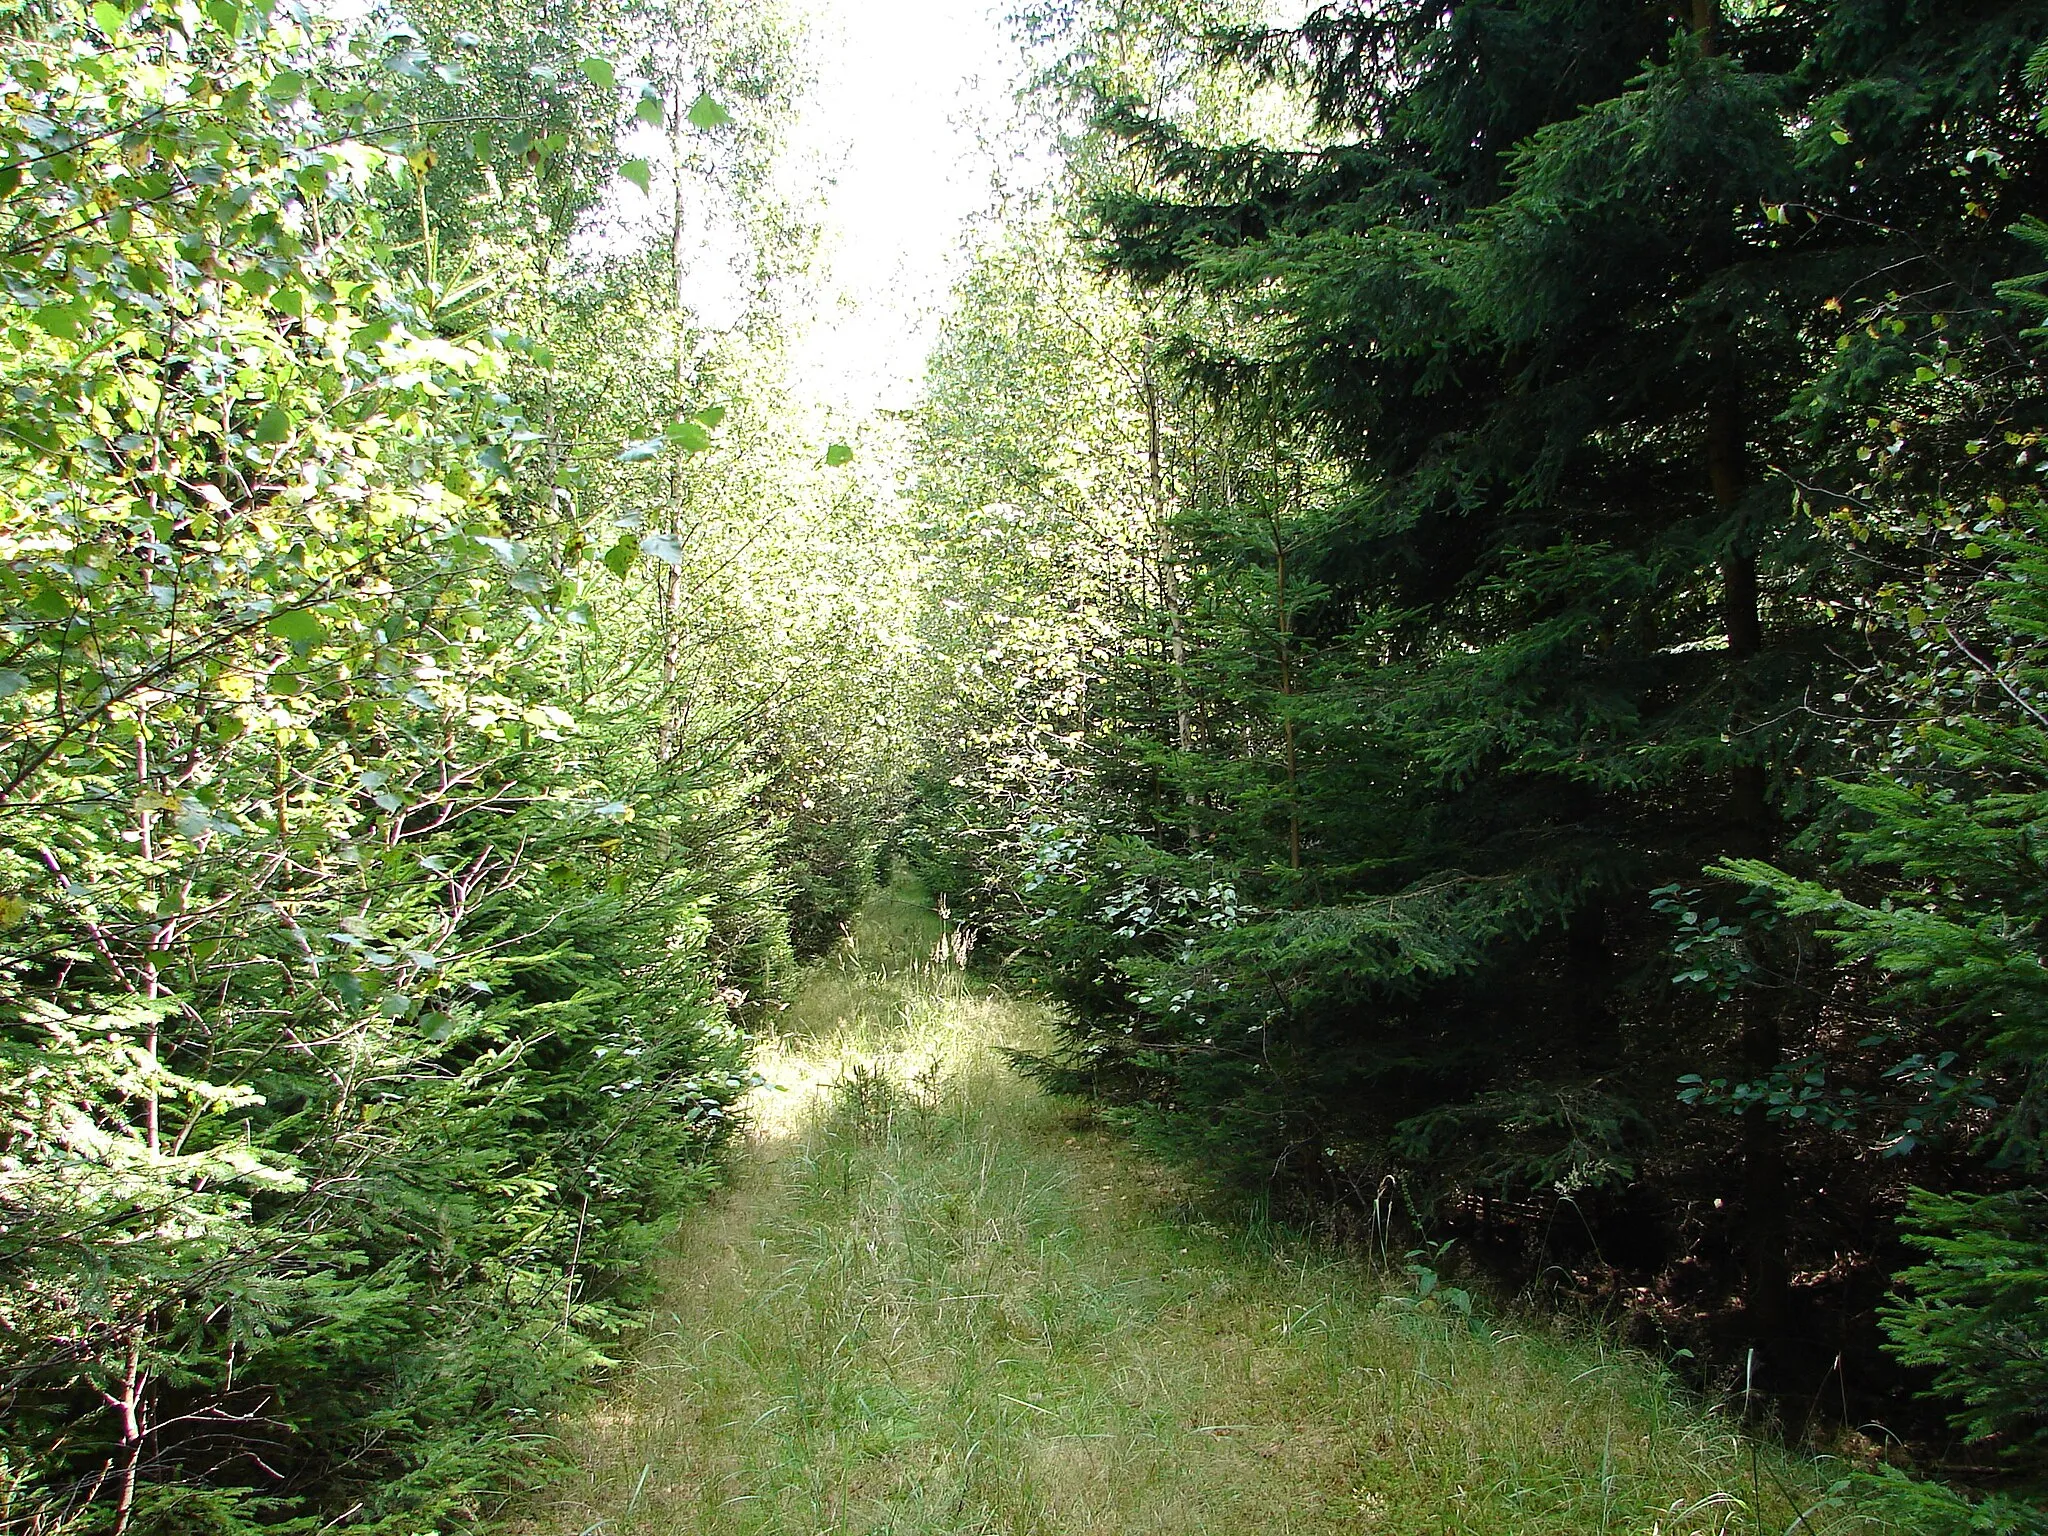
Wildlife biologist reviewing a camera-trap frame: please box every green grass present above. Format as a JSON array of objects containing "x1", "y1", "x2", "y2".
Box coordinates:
[{"x1": 520, "y1": 877, "x2": 1868, "y2": 1536}]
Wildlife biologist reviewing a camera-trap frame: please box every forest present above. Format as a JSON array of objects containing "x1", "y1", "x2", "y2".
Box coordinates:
[{"x1": 3, "y1": 0, "x2": 2047, "y2": 1532}]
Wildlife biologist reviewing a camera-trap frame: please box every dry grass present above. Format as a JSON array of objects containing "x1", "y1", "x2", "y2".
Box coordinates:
[{"x1": 517, "y1": 878, "x2": 1872, "y2": 1536}]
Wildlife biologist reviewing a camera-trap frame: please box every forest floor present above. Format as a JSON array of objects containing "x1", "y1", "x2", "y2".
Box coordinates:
[{"x1": 520, "y1": 880, "x2": 1860, "y2": 1536}]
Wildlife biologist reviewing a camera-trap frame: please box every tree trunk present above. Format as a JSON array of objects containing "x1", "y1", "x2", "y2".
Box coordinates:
[
  {"x1": 658, "y1": 77, "x2": 690, "y2": 762},
  {"x1": 1141, "y1": 348, "x2": 1193, "y2": 767},
  {"x1": 1689, "y1": 0, "x2": 1719, "y2": 54},
  {"x1": 1695, "y1": 21, "x2": 1768, "y2": 1254},
  {"x1": 1688, "y1": 0, "x2": 1787, "y2": 1333},
  {"x1": 1272, "y1": 517, "x2": 1300, "y2": 872},
  {"x1": 1707, "y1": 386, "x2": 1791, "y2": 1363},
  {"x1": 1738, "y1": 987, "x2": 1791, "y2": 1351},
  {"x1": 1565, "y1": 899, "x2": 1617, "y2": 1065},
  {"x1": 109, "y1": 1338, "x2": 145, "y2": 1536}
]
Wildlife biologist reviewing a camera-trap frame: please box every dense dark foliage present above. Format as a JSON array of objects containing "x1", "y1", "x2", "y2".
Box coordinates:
[{"x1": 911, "y1": 0, "x2": 2048, "y2": 1520}]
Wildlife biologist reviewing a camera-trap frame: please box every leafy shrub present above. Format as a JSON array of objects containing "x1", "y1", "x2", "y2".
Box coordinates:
[{"x1": 0, "y1": 2, "x2": 773, "y2": 1527}]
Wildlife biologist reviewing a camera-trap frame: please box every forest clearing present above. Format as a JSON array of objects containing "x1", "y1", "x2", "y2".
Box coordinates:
[
  {"x1": 6, "y1": 0, "x2": 2048, "y2": 1531},
  {"x1": 525, "y1": 881, "x2": 1836, "y2": 1536}
]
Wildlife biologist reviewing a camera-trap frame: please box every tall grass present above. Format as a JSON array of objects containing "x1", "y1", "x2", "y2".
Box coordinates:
[{"x1": 522, "y1": 876, "x2": 1868, "y2": 1536}]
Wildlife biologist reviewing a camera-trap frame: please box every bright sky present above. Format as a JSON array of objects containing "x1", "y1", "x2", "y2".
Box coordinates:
[{"x1": 785, "y1": 0, "x2": 1038, "y2": 414}]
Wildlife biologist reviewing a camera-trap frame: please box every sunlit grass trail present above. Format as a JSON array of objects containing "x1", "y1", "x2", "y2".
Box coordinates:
[{"x1": 523, "y1": 878, "x2": 1848, "y2": 1536}]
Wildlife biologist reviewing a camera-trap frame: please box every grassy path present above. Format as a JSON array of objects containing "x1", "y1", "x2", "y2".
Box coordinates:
[{"x1": 525, "y1": 886, "x2": 1849, "y2": 1536}]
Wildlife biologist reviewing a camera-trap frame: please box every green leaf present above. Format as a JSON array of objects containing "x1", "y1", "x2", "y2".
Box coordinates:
[
  {"x1": 265, "y1": 69, "x2": 307, "y2": 100},
  {"x1": 267, "y1": 608, "x2": 326, "y2": 645},
  {"x1": 617, "y1": 435, "x2": 663, "y2": 462},
  {"x1": 686, "y1": 92, "x2": 730, "y2": 130},
  {"x1": 10, "y1": 419, "x2": 64, "y2": 455},
  {"x1": 636, "y1": 92, "x2": 664, "y2": 127},
  {"x1": 32, "y1": 301, "x2": 85, "y2": 339},
  {"x1": 694, "y1": 405, "x2": 726, "y2": 427},
  {"x1": 203, "y1": 0, "x2": 238, "y2": 33},
  {"x1": 253, "y1": 407, "x2": 292, "y2": 444},
  {"x1": 601, "y1": 535, "x2": 638, "y2": 577},
  {"x1": 576, "y1": 56, "x2": 615, "y2": 91},
  {"x1": 665, "y1": 419, "x2": 712, "y2": 452},
  {"x1": 619, "y1": 157, "x2": 651, "y2": 195},
  {"x1": 26, "y1": 585, "x2": 69, "y2": 619},
  {"x1": 91, "y1": 0, "x2": 124, "y2": 36},
  {"x1": 824, "y1": 442, "x2": 854, "y2": 467}
]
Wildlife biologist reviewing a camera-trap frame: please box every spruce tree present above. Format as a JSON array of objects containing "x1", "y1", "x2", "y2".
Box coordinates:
[{"x1": 1063, "y1": 0, "x2": 2048, "y2": 1398}]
